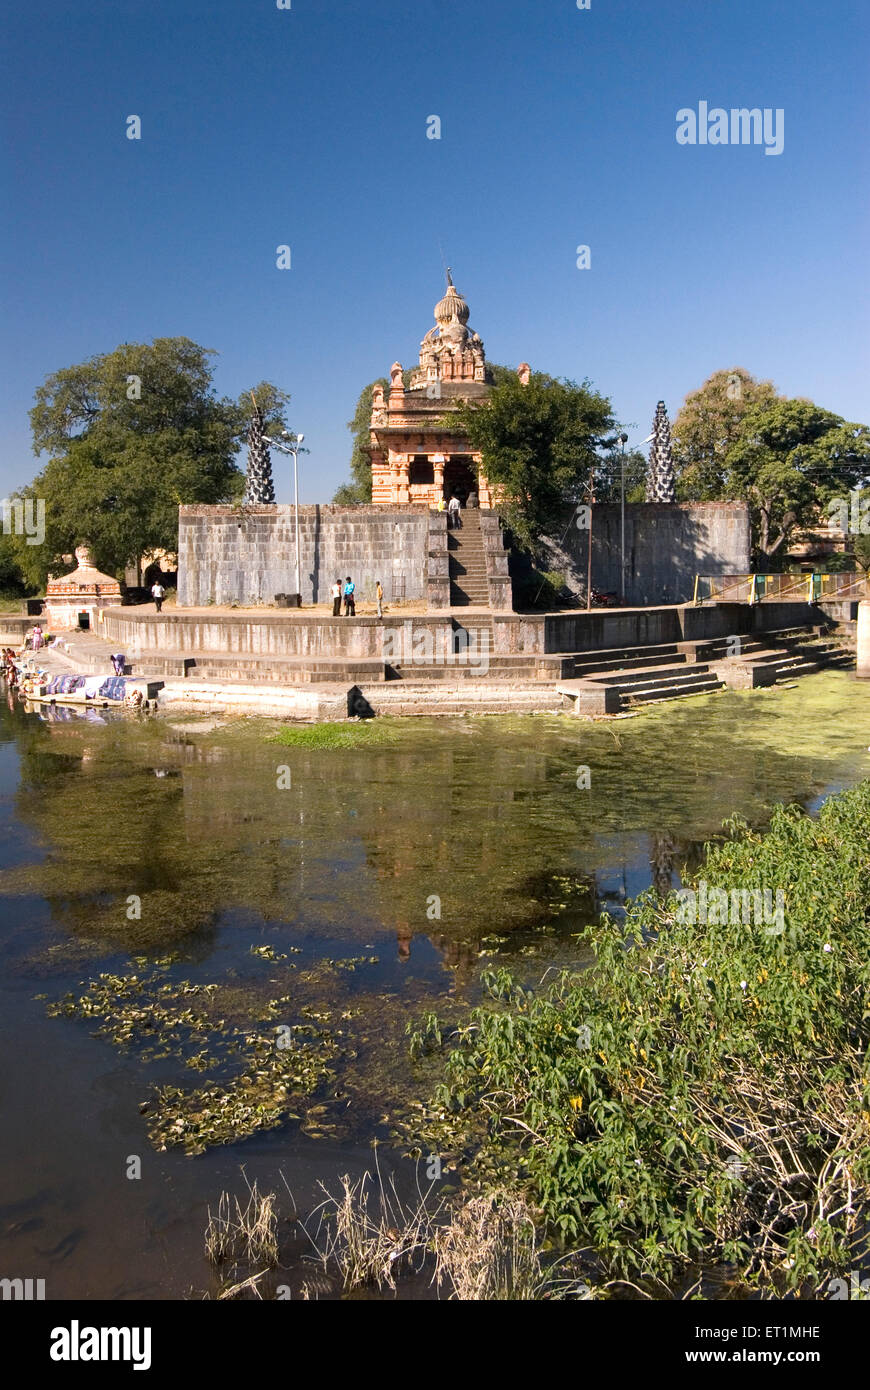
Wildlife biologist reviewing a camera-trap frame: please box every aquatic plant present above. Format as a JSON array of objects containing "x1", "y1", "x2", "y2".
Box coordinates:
[{"x1": 46, "y1": 965, "x2": 343, "y2": 1155}]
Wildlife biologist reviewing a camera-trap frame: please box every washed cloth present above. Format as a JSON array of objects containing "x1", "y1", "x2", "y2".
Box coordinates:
[{"x1": 98, "y1": 676, "x2": 127, "y2": 700}]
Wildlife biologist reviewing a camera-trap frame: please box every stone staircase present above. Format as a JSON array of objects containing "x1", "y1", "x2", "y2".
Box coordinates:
[
  {"x1": 557, "y1": 626, "x2": 856, "y2": 714},
  {"x1": 448, "y1": 511, "x2": 490, "y2": 607},
  {"x1": 357, "y1": 680, "x2": 566, "y2": 717}
]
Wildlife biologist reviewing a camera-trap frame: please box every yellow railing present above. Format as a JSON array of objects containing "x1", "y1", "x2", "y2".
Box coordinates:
[{"x1": 693, "y1": 573, "x2": 866, "y2": 605}]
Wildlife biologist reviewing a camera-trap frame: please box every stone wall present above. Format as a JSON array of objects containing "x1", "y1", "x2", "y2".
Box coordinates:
[
  {"x1": 177, "y1": 505, "x2": 431, "y2": 607},
  {"x1": 492, "y1": 601, "x2": 824, "y2": 656},
  {"x1": 562, "y1": 502, "x2": 751, "y2": 606}
]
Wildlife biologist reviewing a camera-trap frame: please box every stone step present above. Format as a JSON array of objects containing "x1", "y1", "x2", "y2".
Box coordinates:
[
  {"x1": 614, "y1": 668, "x2": 720, "y2": 695},
  {"x1": 619, "y1": 678, "x2": 724, "y2": 707},
  {"x1": 587, "y1": 661, "x2": 712, "y2": 689},
  {"x1": 572, "y1": 649, "x2": 687, "y2": 678},
  {"x1": 126, "y1": 651, "x2": 388, "y2": 684}
]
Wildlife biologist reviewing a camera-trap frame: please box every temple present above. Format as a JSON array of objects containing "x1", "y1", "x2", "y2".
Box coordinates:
[{"x1": 369, "y1": 270, "x2": 529, "y2": 508}]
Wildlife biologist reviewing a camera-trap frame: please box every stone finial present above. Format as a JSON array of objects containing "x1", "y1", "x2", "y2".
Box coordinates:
[
  {"x1": 390, "y1": 362, "x2": 404, "y2": 388},
  {"x1": 74, "y1": 545, "x2": 92, "y2": 568},
  {"x1": 517, "y1": 362, "x2": 531, "y2": 385},
  {"x1": 645, "y1": 400, "x2": 677, "y2": 504}
]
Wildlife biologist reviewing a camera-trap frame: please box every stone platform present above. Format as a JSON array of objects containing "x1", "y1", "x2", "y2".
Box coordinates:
[{"x1": 4, "y1": 600, "x2": 854, "y2": 720}]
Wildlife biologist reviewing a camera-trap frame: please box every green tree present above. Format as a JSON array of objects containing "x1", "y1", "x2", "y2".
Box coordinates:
[
  {"x1": 673, "y1": 367, "x2": 779, "y2": 499},
  {"x1": 723, "y1": 399, "x2": 870, "y2": 563},
  {"x1": 453, "y1": 372, "x2": 616, "y2": 551},
  {"x1": 333, "y1": 378, "x2": 390, "y2": 504},
  {"x1": 18, "y1": 338, "x2": 291, "y2": 585},
  {"x1": 0, "y1": 534, "x2": 31, "y2": 596}
]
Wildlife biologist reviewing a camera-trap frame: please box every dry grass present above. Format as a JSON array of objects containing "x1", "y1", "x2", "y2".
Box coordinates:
[
  {"x1": 205, "y1": 1175, "x2": 279, "y2": 1269},
  {"x1": 299, "y1": 1152, "x2": 444, "y2": 1292}
]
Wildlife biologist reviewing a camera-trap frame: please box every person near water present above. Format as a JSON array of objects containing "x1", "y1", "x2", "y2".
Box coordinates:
[
  {"x1": 331, "y1": 578, "x2": 342, "y2": 617},
  {"x1": 447, "y1": 495, "x2": 462, "y2": 529},
  {"x1": 343, "y1": 576, "x2": 356, "y2": 617},
  {"x1": 31, "y1": 624, "x2": 44, "y2": 651},
  {"x1": 151, "y1": 580, "x2": 166, "y2": 613},
  {"x1": 375, "y1": 580, "x2": 384, "y2": 619}
]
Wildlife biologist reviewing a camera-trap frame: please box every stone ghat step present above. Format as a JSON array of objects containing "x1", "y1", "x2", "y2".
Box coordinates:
[
  {"x1": 571, "y1": 648, "x2": 686, "y2": 678},
  {"x1": 387, "y1": 662, "x2": 557, "y2": 682},
  {"x1": 584, "y1": 661, "x2": 715, "y2": 689},
  {"x1": 619, "y1": 678, "x2": 725, "y2": 707},
  {"x1": 611, "y1": 667, "x2": 722, "y2": 695},
  {"x1": 359, "y1": 686, "x2": 566, "y2": 716},
  {"x1": 131, "y1": 652, "x2": 388, "y2": 683}
]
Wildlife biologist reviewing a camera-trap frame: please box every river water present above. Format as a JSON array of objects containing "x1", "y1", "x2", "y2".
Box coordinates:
[{"x1": 1, "y1": 672, "x2": 868, "y2": 1298}]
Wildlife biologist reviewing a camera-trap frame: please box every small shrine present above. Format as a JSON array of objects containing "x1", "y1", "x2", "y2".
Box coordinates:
[
  {"x1": 45, "y1": 546, "x2": 122, "y2": 630},
  {"x1": 369, "y1": 271, "x2": 528, "y2": 508}
]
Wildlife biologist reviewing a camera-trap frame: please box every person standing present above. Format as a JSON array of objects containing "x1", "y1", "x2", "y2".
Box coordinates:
[
  {"x1": 331, "y1": 578, "x2": 342, "y2": 617},
  {"x1": 447, "y1": 495, "x2": 462, "y2": 529},
  {"x1": 343, "y1": 576, "x2": 356, "y2": 617},
  {"x1": 375, "y1": 579, "x2": 384, "y2": 619},
  {"x1": 151, "y1": 579, "x2": 166, "y2": 613}
]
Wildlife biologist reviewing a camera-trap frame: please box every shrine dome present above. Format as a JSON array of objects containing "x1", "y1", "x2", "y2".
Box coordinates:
[{"x1": 434, "y1": 276, "x2": 470, "y2": 326}]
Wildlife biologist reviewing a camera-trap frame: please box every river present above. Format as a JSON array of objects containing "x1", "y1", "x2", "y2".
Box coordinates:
[{"x1": 1, "y1": 671, "x2": 868, "y2": 1298}]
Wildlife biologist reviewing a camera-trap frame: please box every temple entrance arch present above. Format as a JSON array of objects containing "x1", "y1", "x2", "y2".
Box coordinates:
[{"x1": 443, "y1": 455, "x2": 477, "y2": 503}]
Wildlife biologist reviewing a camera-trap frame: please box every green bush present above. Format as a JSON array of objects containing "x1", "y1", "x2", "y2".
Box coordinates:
[{"x1": 414, "y1": 782, "x2": 870, "y2": 1295}]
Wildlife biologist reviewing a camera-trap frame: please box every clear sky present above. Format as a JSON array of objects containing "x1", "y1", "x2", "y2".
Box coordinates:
[{"x1": 1, "y1": 0, "x2": 867, "y2": 503}]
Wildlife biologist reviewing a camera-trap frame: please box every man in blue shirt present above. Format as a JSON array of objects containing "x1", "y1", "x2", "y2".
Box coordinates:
[{"x1": 343, "y1": 577, "x2": 356, "y2": 617}]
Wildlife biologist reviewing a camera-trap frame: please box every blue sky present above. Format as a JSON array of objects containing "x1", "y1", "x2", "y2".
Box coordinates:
[{"x1": 1, "y1": 0, "x2": 867, "y2": 503}]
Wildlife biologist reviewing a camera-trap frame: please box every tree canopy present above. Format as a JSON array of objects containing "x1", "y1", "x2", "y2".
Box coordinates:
[
  {"x1": 674, "y1": 368, "x2": 869, "y2": 563},
  {"x1": 673, "y1": 368, "x2": 779, "y2": 499},
  {"x1": 11, "y1": 338, "x2": 291, "y2": 587},
  {"x1": 723, "y1": 399, "x2": 870, "y2": 561},
  {"x1": 452, "y1": 371, "x2": 617, "y2": 550}
]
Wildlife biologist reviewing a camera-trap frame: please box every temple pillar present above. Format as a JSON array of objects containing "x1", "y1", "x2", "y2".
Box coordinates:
[{"x1": 430, "y1": 453, "x2": 445, "y2": 501}]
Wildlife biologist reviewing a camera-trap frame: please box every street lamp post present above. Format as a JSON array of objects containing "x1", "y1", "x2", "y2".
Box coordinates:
[
  {"x1": 618, "y1": 434, "x2": 628, "y2": 603},
  {"x1": 264, "y1": 431, "x2": 305, "y2": 603}
]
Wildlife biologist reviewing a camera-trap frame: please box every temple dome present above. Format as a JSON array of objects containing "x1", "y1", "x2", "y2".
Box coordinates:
[{"x1": 434, "y1": 277, "x2": 470, "y2": 326}]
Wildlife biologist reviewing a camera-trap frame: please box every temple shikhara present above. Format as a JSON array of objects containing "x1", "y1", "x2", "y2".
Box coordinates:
[{"x1": 369, "y1": 271, "x2": 529, "y2": 508}]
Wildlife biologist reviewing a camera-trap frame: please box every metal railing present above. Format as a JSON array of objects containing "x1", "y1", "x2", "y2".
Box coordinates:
[{"x1": 693, "y1": 573, "x2": 866, "y2": 605}]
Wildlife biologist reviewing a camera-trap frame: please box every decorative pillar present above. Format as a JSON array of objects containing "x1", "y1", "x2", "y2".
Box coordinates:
[
  {"x1": 858, "y1": 599, "x2": 870, "y2": 679},
  {"x1": 389, "y1": 362, "x2": 405, "y2": 409},
  {"x1": 397, "y1": 455, "x2": 410, "y2": 505},
  {"x1": 430, "y1": 453, "x2": 445, "y2": 501}
]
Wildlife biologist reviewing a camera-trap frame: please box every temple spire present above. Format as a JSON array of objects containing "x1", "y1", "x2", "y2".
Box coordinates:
[
  {"x1": 645, "y1": 400, "x2": 676, "y2": 503},
  {"x1": 244, "y1": 393, "x2": 276, "y2": 505}
]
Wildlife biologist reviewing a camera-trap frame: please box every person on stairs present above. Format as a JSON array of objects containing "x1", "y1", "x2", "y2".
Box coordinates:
[{"x1": 447, "y1": 494, "x2": 462, "y2": 529}]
